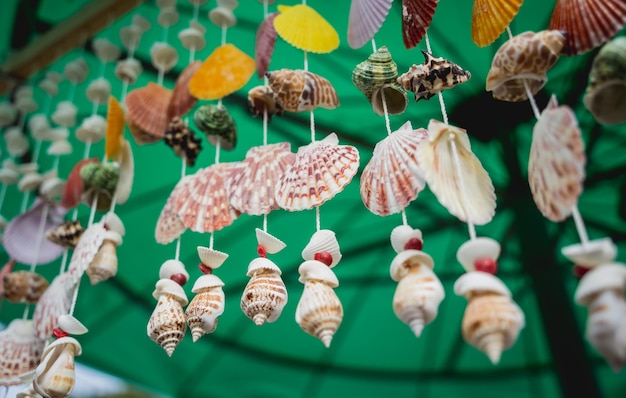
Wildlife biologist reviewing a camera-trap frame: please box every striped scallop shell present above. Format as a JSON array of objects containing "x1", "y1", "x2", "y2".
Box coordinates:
[
  {"x1": 301, "y1": 230, "x2": 342, "y2": 268},
  {"x1": 348, "y1": 0, "x2": 393, "y2": 49},
  {"x1": 255, "y1": 12, "x2": 278, "y2": 78},
  {"x1": 227, "y1": 142, "x2": 296, "y2": 215},
  {"x1": 402, "y1": 0, "x2": 439, "y2": 49},
  {"x1": 472, "y1": 0, "x2": 523, "y2": 47},
  {"x1": 2, "y1": 271, "x2": 49, "y2": 303},
  {"x1": 296, "y1": 279, "x2": 343, "y2": 348},
  {"x1": 267, "y1": 69, "x2": 339, "y2": 113},
  {"x1": 167, "y1": 60, "x2": 201, "y2": 121},
  {"x1": 155, "y1": 176, "x2": 193, "y2": 244},
  {"x1": 361, "y1": 121, "x2": 427, "y2": 216},
  {"x1": 549, "y1": 0, "x2": 626, "y2": 55},
  {"x1": 126, "y1": 83, "x2": 172, "y2": 143},
  {"x1": 0, "y1": 319, "x2": 45, "y2": 386},
  {"x1": 66, "y1": 222, "x2": 107, "y2": 284},
  {"x1": 276, "y1": 133, "x2": 359, "y2": 211},
  {"x1": 528, "y1": 97, "x2": 585, "y2": 222},
  {"x1": 148, "y1": 291, "x2": 187, "y2": 357},
  {"x1": 32, "y1": 272, "x2": 75, "y2": 339},
  {"x1": 185, "y1": 275, "x2": 225, "y2": 342},
  {"x1": 241, "y1": 258, "x2": 288, "y2": 326}
]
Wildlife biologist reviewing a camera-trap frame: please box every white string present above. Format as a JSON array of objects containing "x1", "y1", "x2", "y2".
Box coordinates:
[
  {"x1": 571, "y1": 206, "x2": 590, "y2": 245},
  {"x1": 450, "y1": 135, "x2": 477, "y2": 240},
  {"x1": 221, "y1": 24, "x2": 227, "y2": 46},
  {"x1": 380, "y1": 89, "x2": 392, "y2": 136},
  {"x1": 83, "y1": 140, "x2": 92, "y2": 159},
  {"x1": 524, "y1": 81, "x2": 542, "y2": 120},
  {"x1": 29, "y1": 203, "x2": 50, "y2": 273},
  {"x1": 215, "y1": 138, "x2": 221, "y2": 164},
  {"x1": 189, "y1": 46, "x2": 196, "y2": 64},
  {"x1": 32, "y1": 140, "x2": 43, "y2": 164},
  {"x1": 310, "y1": 111, "x2": 315, "y2": 142},
  {"x1": 0, "y1": 184, "x2": 7, "y2": 210},
  {"x1": 174, "y1": 157, "x2": 187, "y2": 261},
  {"x1": 121, "y1": 79, "x2": 130, "y2": 103},
  {"x1": 315, "y1": 207, "x2": 321, "y2": 232},
  {"x1": 59, "y1": 250, "x2": 69, "y2": 274},
  {"x1": 22, "y1": 304, "x2": 30, "y2": 320},
  {"x1": 263, "y1": 109, "x2": 268, "y2": 146},
  {"x1": 52, "y1": 156, "x2": 60, "y2": 173},
  {"x1": 20, "y1": 192, "x2": 30, "y2": 214},
  {"x1": 88, "y1": 195, "x2": 98, "y2": 226},
  {"x1": 209, "y1": 232, "x2": 214, "y2": 250},
  {"x1": 193, "y1": 4, "x2": 199, "y2": 20},
  {"x1": 401, "y1": 210, "x2": 408, "y2": 226},
  {"x1": 371, "y1": 38, "x2": 377, "y2": 53},
  {"x1": 69, "y1": 281, "x2": 80, "y2": 316},
  {"x1": 263, "y1": 213, "x2": 268, "y2": 232},
  {"x1": 263, "y1": 0, "x2": 269, "y2": 17},
  {"x1": 158, "y1": 68, "x2": 165, "y2": 86},
  {"x1": 304, "y1": 51, "x2": 308, "y2": 71}
]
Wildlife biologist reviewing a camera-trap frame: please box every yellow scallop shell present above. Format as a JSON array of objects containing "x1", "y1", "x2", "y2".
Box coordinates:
[
  {"x1": 274, "y1": 5, "x2": 339, "y2": 54},
  {"x1": 105, "y1": 96, "x2": 125, "y2": 160},
  {"x1": 189, "y1": 44, "x2": 256, "y2": 100}
]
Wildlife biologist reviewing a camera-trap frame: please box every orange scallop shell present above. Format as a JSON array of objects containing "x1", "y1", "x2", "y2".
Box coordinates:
[
  {"x1": 472, "y1": 0, "x2": 523, "y2": 47},
  {"x1": 105, "y1": 96, "x2": 125, "y2": 160},
  {"x1": 167, "y1": 61, "x2": 201, "y2": 121},
  {"x1": 125, "y1": 83, "x2": 172, "y2": 143}
]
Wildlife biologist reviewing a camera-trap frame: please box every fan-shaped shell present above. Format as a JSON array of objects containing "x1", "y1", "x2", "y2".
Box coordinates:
[
  {"x1": 529, "y1": 98, "x2": 585, "y2": 221},
  {"x1": 296, "y1": 279, "x2": 343, "y2": 347},
  {"x1": 276, "y1": 133, "x2": 359, "y2": 211},
  {"x1": 456, "y1": 237, "x2": 502, "y2": 272},
  {"x1": 472, "y1": 0, "x2": 523, "y2": 47},
  {"x1": 178, "y1": 20, "x2": 207, "y2": 51},
  {"x1": 164, "y1": 117, "x2": 202, "y2": 167},
  {"x1": 417, "y1": 120, "x2": 496, "y2": 225},
  {"x1": 197, "y1": 246, "x2": 229, "y2": 269},
  {"x1": 227, "y1": 142, "x2": 296, "y2": 215},
  {"x1": 361, "y1": 121, "x2": 427, "y2": 216},
  {"x1": 267, "y1": 69, "x2": 339, "y2": 113},
  {"x1": 301, "y1": 229, "x2": 342, "y2": 268},
  {"x1": 126, "y1": 83, "x2": 172, "y2": 144},
  {"x1": 348, "y1": 0, "x2": 393, "y2": 49},
  {"x1": 274, "y1": 4, "x2": 339, "y2": 53},
  {"x1": 247, "y1": 85, "x2": 283, "y2": 119},
  {"x1": 189, "y1": 44, "x2": 256, "y2": 100},
  {"x1": 486, "y1": 30, "x2": 565, "y2": 102},
  {"x1": 186, "y1": 275, "x2": 225, "y2": 341},
  {"x1": 241, "y1": 262, "x2": 288, "y2": 326},
  {"x1": 106, "y1": 96, "x2": 125, "y2": 160},
  {"x1": 2, "y1": 271, "x2": 49, "y2": 303},
  {"x1": 390, "y1": 225, "x2": 423, "y2": 254},
  {"x1": 32, "y1": 272, "x2": 75, "y2": 339},
  {"x1": 155, "y1": 176, "x2": 192, "y2": 244},
  {"x1": 402, "y1": 0, "x2": 439, "y2": 49},
  {"x1": 76, "y1": 114, "x2": 106, "y2": 143},
  {"x1": 57, "y1": 314, "x2": 88, "y2": 335},
  {"x1": 86, "y1": 77, "x2": 111, "y2": 105},
  {"x1": 167, "y1": 60, "x2": 201, "y2": 121},
  {"x1": 549, "y1": 0, "x2": 626, "y2": 55},
  {"x1": 254, "y1": 229, "x2": 285, "y2": 254},
  {"x1": 0, "y1": 319, "x2": 45, "y2": 386},
  {"x1": 93, "y1": 38, "x2": 120, "y2": 63},
  {"x1": 148, "y1": 291, "x2": 187, "y2": 356},
  {"x1": 255, "y1": 12, "x2": 278, "y2": 78},
  {"x1": 150, "y1": 42, "x2": 179, "y2": 72},
  {"x1": 66, "y1": 223, "x2": 107, "y2": 284},
  {"x1": 115, "y1": 58, "x2": 143, "y2": 84},
  {"x1": 193, "y1": 104, "x2": 237, "y2": 150}
]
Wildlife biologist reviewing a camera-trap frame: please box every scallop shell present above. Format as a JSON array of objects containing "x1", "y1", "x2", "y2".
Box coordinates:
[
  {"x1": 301, "y1": 229, "x2": 342, "y2": 268},
  {"x1": 398, "y1": 51, "x2": 471, "y2": 101},
  {"x1": 393, "y1": 264, "x2": 445, "y2": 337},
  {"x1": 42, "y1": 126, "x2": 69, "y2": 142},
  {"x1": 61, "y1": 158, "x2": 98, "y2": 209},
  {"x1": 453, "y1": 271, "x2": 511, "y2": 298},
  {"x1": 486, "y1": 30, "x2": 565, "y2": 102},
  {"x1": 126, "y1": 83, "x2": 172, "y2": 143},
  {"x1": 33, "y1": 272, "x2": 75, "y2": 339},
  {"x1": 33, "y1": 336, "x2": 81, "y2": 398},
  {"x1": 255, "y1": 12, "x2": 278, "y2": 78},
  {"x1": 80, "y1": 162, "x2": 120, "y2": 211},
  {"x1": 241, "y1": 258, "x2": 288, "y2": 325},
  {"x1": 86, "y1": 239, "x2": 118, "y2": 285},
  {"x1": 57, "y1": 314, "x2": 88, "y2": 335},
  {"x1": 416, "y1": 119, "x2": 496, "y2": 225},
  {"x1": 584, "y1": 37, "x2": 626, "y2": 125},
  {"x1": 562, "y1": 238, "x2": 618, "y2": 268},
  {"x1": 267, "y1": 69, "x2": 339, "y2": 113},
  {"x1": 148, "y1": 280, "x2": 188, "y2": 356},
  {"x1": 63, "y1": 58, "x2": 88, "y2": 84},
  {"x1": 193, "y1": 104, "x2": 237, "y2": 150},
  {"x1": 178, "y1": 20, "x2": 207, "y2": 51},
  {"x1": 549, "y1": 0, "x2": 626, "y2": 55},
  {"x1": 296, "y1": 277, "x2": 343, "y2": 347},
  {"x1": 0, "y1": 319, "x2": 45, "y2": 386},
  {"x1": 390, "y1": 225, "x2": 423, "y2": 254},
  {"x1": 66, "y1": 223, "x2": 107, "y2": 285},
  {"x1": 150, "y1": 42, "x2": 179, "y2": 72},
  {"x1": 227, "y1": 142, "x2": 296, "y2": 215},
  {"x1": 361, "y1": 121, "x2": 427, "y2": 216},
  {"x1": 197, "y1": 246, "x2": 229, "y2": 269},
  {"x1": 2, "y1": 271, "x2": 49, "y2": 303},
  {"x1": 402, "y1": 0, "x2": 439, "y2": 49},
  {"x1": 76, "y1": 114, "x2": 106, "y2": 144},
  {"x1": 276, "y1": 133, "x2": 359, "y2": 211},
  {"x1": 189, "y1": 44, "x2": 256, "y2": 100},
  {"x1": 348, "y1": 0, "x2": 393, "y2": 49},
  {"x1": 86, "y1": 77, "x2": 111, "y2": 105},
  {"x1": 528, "y1": 98, "x2": 585, "y2": 222},
  {"x1": 51, "y1": 101, "x2": 77, "y2": 127},
  {"x1": 164, "y1": 117, "x2": 202, "y2": 167},
  {"x1": 93, "y1": 38, "x2": 120, "y2": 63},
  {"x1": 247, "y1": 85, "x2": 283, "y2": 120},
  {"x1": 255, "y1": 228, "x2": 286, "y2": 254},
  {"x1": 456, "y1": 237, "x2": 502, "y2": 272},
  {"x1": 186, "y1": 274, "x2": 225, "y2": 341},
  {"x1": 5, "y1": 127, "x2": 30, "y2": 157},
  {"x1": 158, "y1": 6, "x2": 179, "y2": 27},
  {"x1": 472, "y1": 0, "x2": 523, "y2": 47},
  {"x1": 0, "y1": 101, "x2": 17, "y2": 127},
  {"x1": 115, "y1": 58, "x2": 143, "y2": 84},
  {"x1": 167, "y1": 60, "x2": 201, "y2": 121},
  {"x1": 159, "y1": 259, "x2": 189, "y2": 281},
  {"x1": 106, "y1": 96, "x2": 125, "y2": 160},
  {"x1": 274, "y1": 4, "x2": 339, "y2": 53},
  {"x1": 155, "y1": 176, "x2": 192, "y2": 244}
]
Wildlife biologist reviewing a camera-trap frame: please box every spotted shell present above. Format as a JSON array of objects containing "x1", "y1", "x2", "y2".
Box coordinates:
[
  {"x1": 147, "y1": 279, "x2": 188, "y2": 356},
  {"x1": 241, "y1": 258, "x2": 288, "y2": 326},
  {"x1": 2, "y1": 271, "x2": 49, "y2": 303},
  {"x1": 164, "y1": 117, "x2": 202, "y2": 167},
  {"x1": 193, "y1": 104, "x2": 237, "y2": 150},
  {"x1": 266, "y1": 69, "x2": 339, "y2": 113},
  {"x1": 185, "y1": 274, "x2": 225, "y2": 342},
  {"x1": 46, "y1": 220, "x2": 84, "y2": 248},
  {"x1": 248, "y1": 85, "x2": 283, "y2": 120}
]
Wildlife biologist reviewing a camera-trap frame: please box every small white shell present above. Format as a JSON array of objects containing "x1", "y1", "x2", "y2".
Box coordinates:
[
  {"x1": 40, "y1": 177, "x2": 65, "y2": 200},
  {"x1": 15, "y1": 96, "x2": 38, "y2": 113},
  {"x1": 178, "y1": 20, "x2": 206, "y2": 51},
  {"x1": 86, "y1": 77, "x2": 111, "y2": 105},
  {"x1": 159, "y1": 259, "x2": 189, "y2": 281},
  {"x1": 132, "y1": 15, "x2": 152, "y2": 32},
  {"x1": 0, "y1": 168, "x2": 20, "y2": 184},
  {"x1": 57, "y1": 314, "x2": 88, "y2": 335},
  {"x1": 33, "y1": 336, "x2": 81, "y2": 397},
  {"x1": 39, "y1": 78, "x2": 59, "y2": 96},
  {"x1": 47, "y1": 139, "x2": 72, "y2": 156},
  {"x1": 63, "y1": 58, "x2": 88, "y2": 84},
  {"x1": 247, "y1": 257, "x2": 282, "y2": 276},
  {"x1": 390, "y1": 250, "x2": 435, "y2": 281},
  {"x1": 120, "y1": 24, "x2": 143, "y2": 52},
  {"x1": 191, "y1": 274, "x2": 225, "y2": 292},
  {"x1": 152, "y1": 278, "x2": 188, "y2": 305},
  {"x1": 150, "y1": 42, "x2": 179, "y2": 72},
  {"x1": 301, "y1": 229, "x2": 342, "y2": 268},
  {"x1": 17, "y1": 162, "x2": 38, "y2": 174},
  {"x1": 575, "y1": 263, "x2": 626, "y2": 306},
  {"x1": 298, "y1": 260, "x2": 339, "y2": 287},
  {"x1": 390, "y1": 225, "x2": 423, "y2": 254},
  {"x1": 103, "y1": 212, "x2": 126, "y2": 236},
  {"x1": 456, "y1": 237, "x2": 502, "y2": 272},
  {"x1": 76, "y1": 115, "x2": 106, "y2": 143},
  {"x1": 210, "y1": 5, "x2": 237, "y2": 28},
  {"x1": 44, "y1": 127, "x2": 70, "y2": 142},
  {"x1": 18, "y1": 173, "x2": 43, "y2": 192},
  {"x1": 51, "y1": 101, "x2": 78, "y2": 128},
  {"x1": 102, "y1": 230, "x2": 123, "y2": 246},
  {"x1": 256, "y1": 228, "x2": 286, "y2": 254},
  {"x1": 5, "y1": 127, "x2": 30, "y2": 157},
  {"x1": 92, "y1": 38, "x2": 120, "y2": 63},
  {"x1": 454, "y1": 271, "x2": 511, "y2": 298},
  {"x1": 115, "y1": 58, "x2": 143, "y2": 84},
  {"x1": 197, "y1": 246, "x2": 228, "y2": 269},
  {"x1": 29, "y1": 114, "x2": 50, "y2": 139},
  {"x1": 562, "y1": 238, "x2": 617, "y2": 268},
  {"x1": 158, "y1": 6, "x2": 179, "y2": 27},
  {"x1": 0, "y1": 101, "x2": 17, "y2": 127}
]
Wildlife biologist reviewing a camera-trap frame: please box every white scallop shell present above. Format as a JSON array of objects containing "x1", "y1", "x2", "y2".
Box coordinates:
[
  {"x1": 33, "y1": 272, "x2": 75, "y2": 339},
  {"x1": 454, "y1": 271, "x2": 511, "y2": 298},
  {"x1": 0, "y1": 319, "x2": 45, "y2": 386},
  {"x1": 247, "y1": 257, "x2": 282, "y2": 276},
  {"x1": 296, "y1": 277, "x2": 343, "y2": 348},
  {"x1": 47, "y1": 139, "x2": 72, "y2": 156},
  {"x1": 178, "y1": 20, "x2": 206, "y2": 51},
  {"x1": 298, "y1": 259, "x2": 339, "y2": 287},
  {"x1": 456, "y1": 237, "x2": 502, "y2": 273},
  {"x1": 0, "y1": 101, "x2": 17, "y2": 127},
  {"x1": 390, "y1": 250, "x2": 435, "y2": 281},
  {"x1": 255, "y1": 228, "x2": 286, "y2": 254},
  {"x1": 152, "y1": 278, "x2": 188, "y2": 305},
  {"x1": 92, "y1": 38, "x2": 120, "y2": 63},
  {"x1": 197, "y1": 246, "x2": 228, "y2": 269},
  {"x1": 57, "y1": 314, "x2": 88, "y2": 335},
  {"x1": 301, "y1": 229, "x2": 342, "y2": 268},
  {"x1": 276, "y1": 133, "x2": 360, "y2": 211},
  {"x1": 43, "y1": 127, "x2": 70, "y2": 142},
  {"x1": 390, "y1": 225, "x2": 423, "y2": 254},
  {"x1": 158, "y1": 6, "x2": 179, "y2": 27},
  {"x1": 76, "y1": 114, "x2": 106, "y2": 143},
  {"x1": 150, "y1": 42, "x2": 179, "y2": 72},
  {"x1": 348, "y1": 0, "x2": 393, "y2": 49},
  {"x1": 159, "y1": 259, "x2": 189, "y2": 281},
  {"x1": 103, "y1": 211, "x2": 126, "y2": 236},
  {"x1": 561, "y1": 238, "x2": 617, "y2": 268},
  {"x1": 51, "y1": 101, "x2": 77, "y2": 128},
  {"x1": 575, "y1": 263, "x2": 626, "y2": 306},
  {"x1": 191, "y1": 274, "x2": 225, "y2": 292},
  {"x1": 86, "y1": 77, "x2": 111, "y2": 105}
]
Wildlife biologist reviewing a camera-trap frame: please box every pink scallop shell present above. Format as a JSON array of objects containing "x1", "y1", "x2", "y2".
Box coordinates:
[
  {"x1": 402, "y1": 0, "x2": 440, "y2": 50},
  {"x1": 125, "y1": 83, "x2": 172, "y2": 141},
  {"x1": 155, "y1": 177, "x2": 193, "y2": 244},
  {"x1": 227, "y1": 142, "x2": 296, "y2": 215},
  {"x1": 0, "y1": 319, "x2": 45, "y2": 386},
  {"x1": 256, "y1": 12, "x2": 278, "y2": 79},
  {"x1": 66, "y1": 222, "x2": 107, "y2": 284},
  {"x1": 348, "y1": 0, "x2": 393, "y2": 49},
  {"x1": 167, "y1": 60, "x2": 201, "y2": 121},
  {"x1": 32, "y1": 272, "x2": 74, "y2": 339}
]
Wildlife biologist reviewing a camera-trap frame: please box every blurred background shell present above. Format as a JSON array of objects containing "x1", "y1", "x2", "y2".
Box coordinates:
[
  {"x1": 255, "y1": 12, "x2": 278, "y2": 78},
  {"x1": 193, "y1": 104, "x2": 237, "y2": 150}
]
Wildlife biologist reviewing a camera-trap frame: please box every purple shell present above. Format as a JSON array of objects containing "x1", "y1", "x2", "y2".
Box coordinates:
[
  {"x1": 255, "y1": 12, "x2": 278, "y2": 79},
  {"x1": 348, "y1": 0, "x2": 393, "y2": 49}
]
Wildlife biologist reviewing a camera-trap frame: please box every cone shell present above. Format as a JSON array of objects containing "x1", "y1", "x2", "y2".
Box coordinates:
[
  {"x1": 86, "y1": 239, "x2": 118, "y2": 285},
  {"x1": 390, "y1": 225, "x2": 423, "y2": 254},
  {"x1": 241, "y1": 258, "x2": 288, "y2": 326},
  {"x1": 549, "y1": 0, "x2": 626, "y2": 55},
  {"x1": 402, "y1": 0, "x2": 439, "y2": 49},
  {"x1": 472, "y1": 0, "x2": 523, "y2": 47},
  {"x1": 461, "y1": 293, "x2": 525, "y2": 364},
  {"x1": 274, "y1": 4, "x2": 339, "y2": 53},
  {"x1": 361, "y1": 121, "x2": 427, "y2": 216},
  {"x1": 115, "y1": 58, "x2": 142, "y2": 84},
  {"x1": 268, "y1": 69, "x2": 339, "y2": 113},
  {"x1": 189, "y1": 44, "x2": 255, "y2": 100},
  {"x1": 398, "y1": 51, "x2": 471, "y2": 102},
  {"x1": 126, "y1": 83, "x2": 172, "y2": 143},
  {"x1": 256, "y1": 12, "x2": 278, "y2": 78},
  {"x1": 486, "y1": 30, "x2": 565, "y2": 102},
  {"x1": 106, "y1": 96, "x2": 125, "y2": 160},
  {"x1": 33, "y1": 272, "x2": 75, "y2": 339},
  {"x1": 0, "y1": 319, "x2": 45, "y2": 386},
  {"x1": 164, "y1": 117, "x2": 203, "y2": 167},
  {"x1": 227, "y1": 142, "x2": 296, "y2": 215},
  {"x1": 584, "y1": 37, "x2": 626, "y2": 125},
  {"x1": 393, "y1": 265, "x2": 445, "y2": 337},
  {"x1": 255, "y1": 228, "x2": 286, "y2": 254},
  {"x1": 33, "y1": 337, "x2": 81, "y2": 398},
  {"x1": 417, "y1": 120, "x2": 496, "y2": 225},
  {"x1": 186, "y1": 275, "x2": 225, "y2": 341},
  {"x1": 562, "y1": 238, "x2": 618, "y2": 268},
  {"x1": 247, "y1": 85, "x2": 283, "y2": 120},
  {"x1": 2, "y1": 271, "x2": 49, "y2": 303},
  {"x1": 193, "y1": 104, "x2": 237, "y2": 150},
  {"x1": 148, "y1": 283, "x2": 188, "y2": 356},
  {"x1": 167, "y1": 61, "x2": 201, "y2": 121},
  {"x1": 529, "y1": 98, "x2": 585, "y2": 222},
  {"x1": 296, "y1": 280, "x2": 343, "y2": 347},
  {"x1": 348, "y1": 0, "x2": 393, "y2": 49},
  {"x1": 301, "y1": 229, "x2": 342, "y2": 268},
  {"x1": 456, "y1": 237, "x2": 502, "y2": 272},
  {"x1": 276, "y1": 133, "x2": 359, "y2": 211}
]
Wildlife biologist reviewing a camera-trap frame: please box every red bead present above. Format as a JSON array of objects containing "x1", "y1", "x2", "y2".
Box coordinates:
[
  {"x1": 474, "y1": 257, "x2": 498, "y2": 274},
  {"x1": 573, "y1": 265, "x2": 590, "y2": 280},
  {"x1": 198, "y1": 263, "x2": 212, "y2": 275},
  {"x1": 257, "y1": 244, "x2": 267, "y2": 258},
  {"x1": 53, "y1": 328, "x2": 69, "y2": 339},
  {"x1": 314, "y1": 251, "x2": 333, "y2": 267},
  {"x1": 404, "y1": 238, "x2": 423, "y2": 251},
  {"x1": 170, "y1": 273, "x2": 187, "y2": 286}
]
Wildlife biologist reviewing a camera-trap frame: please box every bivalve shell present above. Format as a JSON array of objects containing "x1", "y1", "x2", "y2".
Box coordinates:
[
  {"x1": 562, "y1": 238, "x2": 618, "y2": 268},
  {"x1": 197, "y1": 246, "x2": 229, "y2": 269},
  {"x1": 472, "y1": 0, "x2": 523, "y2": 47},
  {"x1": 86, "y1": 77, "x2": 112, "y2": 105},
  {"x1": 301, "y1": 229, "x2": 342, "y2": 268},
  {"x1": 0, "y1": 319, "x2": 45, "y2": 386},
  {"x1": 390, "y1": 225, "x2": 423, "y2": 254},
  {"x1": 255, "y1": 228, "x2": 286, "y2": 254},
  {"x1": 273, "y1": 4, "x2": 339, "y2": 53},
  {"x1": 348, "y1": 0, "x2": 393, "y2": 49},
  {"x1": 456, "y1": 237, "x2": 502, "y2": 273},
  {"x1": 402, "y1": 0, "x2": 439, "y2": 49},
  {"x1": 2, "y1": 271, "x2": 49, "y2": 304}
]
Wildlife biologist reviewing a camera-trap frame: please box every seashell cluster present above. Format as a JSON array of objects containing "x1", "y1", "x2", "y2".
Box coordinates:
[
  {"x1": 46, "y1": 220, "x2": 85, "y2": 248},
  {"x1": 2, "y1": 271, "x2": 49, "y2": 303},
  {"x1": 148, "y1": 279, "x2": 188, "y2": 356},
  {"x1": 164, "y1": 117, "x2": 203, "y2": 167},
  {"x1": 266, "y1": 69, "x2": 339, "y2": 113},
  {"x1": 352, "y1": 46, "x2": 408, "y2": 116},
  {"x1": 398, "y1": 51, "x2": 471, "y2": 102},
  {"x1": 193, "y1": 104, "x2": 237, "y2": 150},
  {"x1": 80, "y1": 162, "x2": 120, "y2": 211},
  {"x1": 454, "y1": 272, "x2": 525, "y2": 364}
]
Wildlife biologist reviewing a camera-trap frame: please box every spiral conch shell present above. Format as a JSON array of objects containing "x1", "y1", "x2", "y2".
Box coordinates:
[
  {"x1": 454, "y1": 272, "x2": 525, "y2": 364},
  {"x1": 241, "y1": 257, "x2": 288, "y2": 326},
  {"x1": 185, "y1": 274, "x2": 225, "y2": 342},
  {"x1": 85, "y1": 229, "x2": 122, "y2": 285},
  {"x1": 266, "y1": 69, "x2": 339, "y2": 113},
  {"x1": 33, "y1": 336, "x2": 82, "y2": 398},
  {"x1": 147, "y1": 279, "x2": 188, "y2": 356}
]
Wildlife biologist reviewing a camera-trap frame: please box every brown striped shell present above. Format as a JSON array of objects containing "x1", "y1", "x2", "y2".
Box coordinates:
[
  {"x1": 266, "y1": 69, "x2": 339, "y2": 113},
  {"x1": 2, "y1": 271, "x2": 49, "y2": 304},
  {"x1": 147, "y1": 280, "x2": 188, "y2": 357},
  {"x1": 240, "y1": 258, "x2": 288, "y2": 326},
  {"x1": 185, "y1": 274, "x2": 225, "y2": 342}
]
